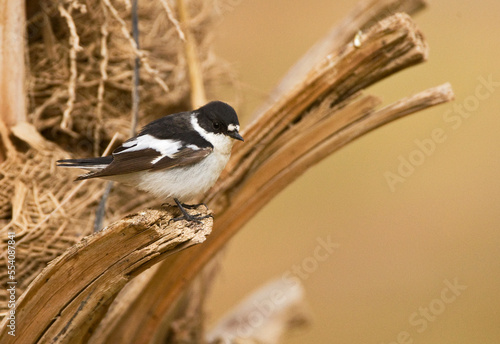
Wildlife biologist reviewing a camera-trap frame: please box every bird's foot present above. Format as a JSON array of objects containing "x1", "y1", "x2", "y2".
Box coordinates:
[
  {"x1": 172, "y1": 212, "x2": 213, "y2": 224},
  {"x1": 170, "y1": 198, "x2": 212, "y2": 225},
  {"x1": 180, "y1": 202, "x2": 209, "y2": 210}
]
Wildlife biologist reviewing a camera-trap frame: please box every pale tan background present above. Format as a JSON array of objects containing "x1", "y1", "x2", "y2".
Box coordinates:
[{"x1": 206, "y1": 1, "x2": 500, "y2": 343}]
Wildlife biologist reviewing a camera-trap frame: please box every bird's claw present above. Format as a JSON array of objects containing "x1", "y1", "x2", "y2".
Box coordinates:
[{"x1": 171, "y1": 212, "x2": 213, "y2": 225}]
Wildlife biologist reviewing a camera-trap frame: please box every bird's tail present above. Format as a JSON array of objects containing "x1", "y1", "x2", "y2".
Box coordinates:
[{"x1": 57, "y1": 156, "x2": 113, "y2": 180}]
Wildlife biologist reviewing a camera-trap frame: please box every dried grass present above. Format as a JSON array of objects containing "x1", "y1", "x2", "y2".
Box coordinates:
[
  {"x1": 0, "y1": 138, "x2": 100, "y2": 318},
  {"x1": 26, "y1": 0, "x2": 225, "y2": 155}
]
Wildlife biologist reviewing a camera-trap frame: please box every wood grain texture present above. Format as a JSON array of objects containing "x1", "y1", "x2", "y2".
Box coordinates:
[
  {"x1": 255, "y1": 0, "x2": 427, "y2": 118},
  {"x1": 0, "y1": 206, "x2": 212, "y2": 343}
]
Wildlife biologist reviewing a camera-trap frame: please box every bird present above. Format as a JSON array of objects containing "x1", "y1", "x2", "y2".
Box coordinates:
[{"x1": 57, "y1": 100, "x2": 243, "y2": 222}]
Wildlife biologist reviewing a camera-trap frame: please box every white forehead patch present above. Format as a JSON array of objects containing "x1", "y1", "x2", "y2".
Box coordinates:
[{"x1": 227, "y1": 124, "x2": 239, "y2": 132}]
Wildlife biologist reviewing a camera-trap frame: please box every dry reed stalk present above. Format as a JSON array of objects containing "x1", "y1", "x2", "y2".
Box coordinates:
[
  {"x1": 177, "y1": 0, "x2": 207, "y2": 108},
  {"x1": 0, "y1": 0, "x2": 26, "y2": 160},
  {"x1": 159, "y1": 0, "x2": 185, "y2": 41},
  {"x1": 94, "y1": 0, "x2": 109, "y2": 155},
  {"x1": 58, "y1": 2, "x2": 84, "y2": 131}
]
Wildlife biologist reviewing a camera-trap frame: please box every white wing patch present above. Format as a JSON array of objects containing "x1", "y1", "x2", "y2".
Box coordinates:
[
  {"x1": 83, "y1": 164, "x2": 109, "y2": 171},
  {"x1": 151, "y1": 155, "x2": 164, "y2": 165},
  {"x1": 116, "y1": 134, "x2": 183, "y2": 161}
]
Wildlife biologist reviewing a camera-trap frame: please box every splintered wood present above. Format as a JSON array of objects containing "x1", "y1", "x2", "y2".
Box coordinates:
[{"x1": 0, "y1": 206, "x2": 212, "y2": 344}]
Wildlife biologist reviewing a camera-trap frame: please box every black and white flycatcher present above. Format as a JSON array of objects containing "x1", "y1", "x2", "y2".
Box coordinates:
[{"x1": 57, "y1": 101, "x2": 243, "y2": 222}]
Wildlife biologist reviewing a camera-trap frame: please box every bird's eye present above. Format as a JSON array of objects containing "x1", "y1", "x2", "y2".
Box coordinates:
[{"x1": 213, "y1": 122, "x2": 221, "y2": 130}]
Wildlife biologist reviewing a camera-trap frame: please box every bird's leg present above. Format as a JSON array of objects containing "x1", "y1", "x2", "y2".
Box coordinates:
[
  {"x1": 172, "y1": 198, "x2": 212, "y2": 223},
  {"x1": 180, "y1": 202, "x2": 209, "y2": 210}
]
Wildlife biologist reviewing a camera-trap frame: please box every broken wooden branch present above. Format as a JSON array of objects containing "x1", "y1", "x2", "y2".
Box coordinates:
[
  {"x1": 257, "y1": 0, "x2": 427, "y2": 116},
  {"x1": 207, "y1": 278, "x2": 310, "y2": 344},
  {"x1": 0, "y1": 206, "x2": 212, "y2": 344}
]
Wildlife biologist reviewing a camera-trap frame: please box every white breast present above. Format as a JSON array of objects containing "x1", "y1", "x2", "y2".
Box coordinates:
[{"x1": 134, "y1": 143, "x2": 232, "y2": 202}]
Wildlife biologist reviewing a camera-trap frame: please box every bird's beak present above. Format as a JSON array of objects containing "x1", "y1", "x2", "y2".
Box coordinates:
[{"x1": 229, "y1": 130, "x2": 244, "y2": 142}]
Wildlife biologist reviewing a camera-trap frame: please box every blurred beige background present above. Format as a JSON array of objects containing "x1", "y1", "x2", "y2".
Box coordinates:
[{"x1": 206, "y1": 1, "x2": 500, "y2": 343}]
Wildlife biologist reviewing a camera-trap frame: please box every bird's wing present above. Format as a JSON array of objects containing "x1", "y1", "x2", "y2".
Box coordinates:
[
  {"x1": 80, "y1": 136, "x2": 212, "y2": 179},
  {"x1": 151, "y1": 146, "x2": 212, "y2": 171}
]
